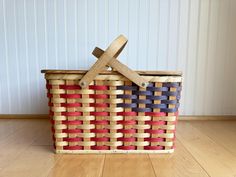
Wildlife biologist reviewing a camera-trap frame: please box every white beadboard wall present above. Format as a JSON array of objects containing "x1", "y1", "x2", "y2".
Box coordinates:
[{"x1": 0, "y1": 0, "x2": 236, "y2": 115}]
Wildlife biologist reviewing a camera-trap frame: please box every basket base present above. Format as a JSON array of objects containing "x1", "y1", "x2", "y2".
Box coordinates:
[{"x1": 55, "y1": 149, "x2": 174, "y2": 154}]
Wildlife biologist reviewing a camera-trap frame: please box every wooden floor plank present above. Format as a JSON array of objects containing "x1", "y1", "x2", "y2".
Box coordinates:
[
  {"x1": 102, "y1": 154, "x2": 156, "y2": 177},
  {"x1": 47, "y1": 155, "x2": 105, "y2": 177},
  {"x1": 190, "y1": 121, "x2": 236, "y2": 155},
  {"x1": 177, "y1": 121, "x2": 236, "y2": 177},
  {"x1": 1, "y1": 119, "x2": 236, "y2": 177},
  {"x1": 149, "y1": 140, "x2": 209, "y2": 177},
  {"x1": 0, "y1": 119, "x2": 35, "y2": 142},
  {"x1": 0, "y1": 145, "x2": 61, "y2": 177},
  {"x1": 0, "y1": 120, "x2": 49, "y2": 169},
  {"x1": 31, "y1": 120, "x2": 52, "y2": 146}
]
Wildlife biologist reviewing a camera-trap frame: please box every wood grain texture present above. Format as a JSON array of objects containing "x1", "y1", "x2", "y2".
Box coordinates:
[
  {"x1": 47, "y1": 155, "x2": 105, "y2": 177},
  {"x1": 149, "y1": 140, "x2": 209, "y2": 177},
  {"x1": 177, "y1": 121, "x2": 236, "y2": 177},
  {"x1": 190, "y1": 121, "x2": 236, "y2": 155},
  {"x1": 103, "y1": 154, "x2": 155, "y2": 177},
  {"x1": 1, "y1": 119, "x2": 236, "y2": 177}
]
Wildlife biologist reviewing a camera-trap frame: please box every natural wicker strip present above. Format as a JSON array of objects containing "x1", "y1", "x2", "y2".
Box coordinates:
[
  {"x1": 133, "y1": 133, "x2": 150, "y2": 138},
  {"x1": 105, "y1": 132, "x2": 123, "y2": 138},
  {"x1": 50, "y1": 98, "x2": 124, "y2": 104},
  {"x1": 94, "y1": 80, "x2": 107, "y2": 148},
  {"x1": 50, "y1": 81, "x2": 65, "y2": 151},
  {"x1": 105, "y1": 141, "x2": 123, "y2": 147},
  {"x1": 45, "y1": 74, "x2": 182, "y2": 82},
  {"x1": 52, "y1": 115, "x2": 95, "y2": 121},
  {"x1": 133, "y1": 141, "x2": 149, "y2": 146}
]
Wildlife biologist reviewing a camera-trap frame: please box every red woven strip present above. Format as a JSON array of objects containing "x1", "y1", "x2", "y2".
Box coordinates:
[
  {"x1": 90, "y1": 120, "x2": 109, "y2": 125},
  {"x1": 64, "y1": 146, "x2": 83, "y2": 150},
  {"x1": 62, "y1": 112, "x2": 82, "y2": 116},
  {"x1": 89, "y1": 94, "x2": 108, "y2": 99},
  {"x1": 61, "y1": 94, "x2": 82, "y2": 99},
  {"x1": 61, "y1": 120, "x2": 83, "y2": 125},
  {"x1": 118, "y1": 137, "x2": 136, "y2": 142},
  {"x1": 90, "y1": 103, "x2": 109, "y2": 107},
  {"x1": 61, "y1": 103, "x2": 82, "y2": 107},
  {"x1": 51, "y1": 119, "x2": 83, "y2": 125},
  {"x1": 145, "y1": 120, "x2": 166, "y2": 125},
  {"x1": 63, "y1": 137, "x2": 82, "y2": 142},
  {"x1": 144, "y1": 137, "x2": 165, "y2": 142},
  {"x1": 117, "y1": 112, "x2": 137, "y2": 116},
  {"x1": 117, "y1": 129, "x2": 136, "y2": 134},
  {"x1": 46, "y1": 84, "x2": 52, "y2": 89},
  {"x1": 89, "y1": 85, "x2": 108, "y2": 90},
  {"x1": 91, "y1": 129, "x2": 109, "y2": 133},
  {"x1": 144, "y1": 146, "x2": 164, "y2": 150},
  {"x1": 62, "y1": 129, "x2": 82, "y2": 133},
  {"x1": 145, "y1": 112, "x2": 166, "y2": 116},
  {"x1": 59, "y1": 85, "x2": 81, "y2": 90},
  {"x1": 48, "y1": 102, "x2": 82, "y2": 107},
  {"x1": 91, "y1": 137, "x2": 109, "y2": 142},
  {"x1": 47, "y1": 93, "x2": 82, "y2": 99},
  {"x1": 117, "y1": 120, "x2": 136, "y2": 125},
  {"x1": 145, "y1": 129, "x2": 165, "y2": 134},
  {"x1": 91, "y1": 146, "x2": 109, "y2": 150},
  {"x1": 118, "y1": 146, "x2": 136, "y2": 150},
  {"x1": 90, "y1": 112, "x2": 109, "y2": 116}
]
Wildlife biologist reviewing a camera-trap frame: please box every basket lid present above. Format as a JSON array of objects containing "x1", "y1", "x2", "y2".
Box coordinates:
[{"x1": 41, "y1": 69, "x2": 182, "y2": 76}]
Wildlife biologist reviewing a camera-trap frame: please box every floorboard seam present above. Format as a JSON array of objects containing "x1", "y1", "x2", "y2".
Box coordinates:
[
  {"x1": 148, "y1": 154, "x2": 158, "y2": 177},
  {"x1": 100, "y1": 154, "x2": 106, "y2": 177},
  {"x1": 190, "y1": 122, "x2": 236, "y2": 158},
  {"x1": 46, "y1": 154, "x2": 63, "y2": 177},
  {"x1": 176, "y1": 136, "x2": 211, "y2": 177}
]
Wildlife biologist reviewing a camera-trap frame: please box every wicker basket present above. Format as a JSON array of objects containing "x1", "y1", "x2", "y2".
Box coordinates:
[{"x1": 42, "y1": 35, "x2": 182, "y2": 153}]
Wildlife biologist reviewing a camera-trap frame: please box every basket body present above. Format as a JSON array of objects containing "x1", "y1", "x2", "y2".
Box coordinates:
[{"x1": 44, "y1": 71, "x2": 182, "y2": 153}]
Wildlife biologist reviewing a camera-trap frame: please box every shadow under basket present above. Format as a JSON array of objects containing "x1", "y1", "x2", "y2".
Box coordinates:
[{"x1": 41, "y1": 35, "x2": 182, "y2": 154}]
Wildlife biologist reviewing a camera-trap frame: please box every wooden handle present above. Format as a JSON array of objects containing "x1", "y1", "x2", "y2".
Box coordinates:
[
  {"x1": 79, "y1": 35, "x2": 127, "y2": 88},
  {"x1": 92, "y1": 47, "x2": 149, "y2": 88}
]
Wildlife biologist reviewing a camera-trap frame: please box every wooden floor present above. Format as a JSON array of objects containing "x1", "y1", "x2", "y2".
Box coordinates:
[{"x1": 0, "y1": 119, "x2": 236, "y2": 177}]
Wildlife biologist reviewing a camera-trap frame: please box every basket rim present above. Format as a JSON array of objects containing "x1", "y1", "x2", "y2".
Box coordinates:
[{"x1": 41, "y1": 70, "x2": 182, "y2": 76}]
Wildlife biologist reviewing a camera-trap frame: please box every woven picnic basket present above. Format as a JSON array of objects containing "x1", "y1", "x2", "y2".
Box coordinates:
[{"x1": 41, "y1": 35, "x2": 182, "y2": 153}]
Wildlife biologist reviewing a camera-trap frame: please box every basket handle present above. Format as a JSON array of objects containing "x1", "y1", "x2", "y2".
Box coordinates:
[
  {"x1": 79, "y1": 35, "x2": 128, "y2": 88},
  {"x1": 92, "y1": 47, "x2": 149, "y2": 88},
  {"x1": 79, "y1": 34, "x2": 149, "y2": 88}
]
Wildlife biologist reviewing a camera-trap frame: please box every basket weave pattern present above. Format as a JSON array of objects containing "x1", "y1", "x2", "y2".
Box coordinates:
[{"x1": 46, "y1": 74, "x2": 181, "y2": 153}]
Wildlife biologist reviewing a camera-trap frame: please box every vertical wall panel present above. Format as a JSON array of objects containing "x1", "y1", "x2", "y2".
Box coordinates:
[
  {"x1": 195, "y1": 0, "x2": 210, "y2": 115},
  {"x1": 184, "y1": 0, "x2": 200, "y2": 115},
  {"x1": 0, "y1": 0, "x2": 236, "y2": 115}
]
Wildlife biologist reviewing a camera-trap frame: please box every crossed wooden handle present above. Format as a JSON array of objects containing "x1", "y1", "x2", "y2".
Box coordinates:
[{"x1": 79, "y1": 35, "x2": 149, "y2": 88}]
